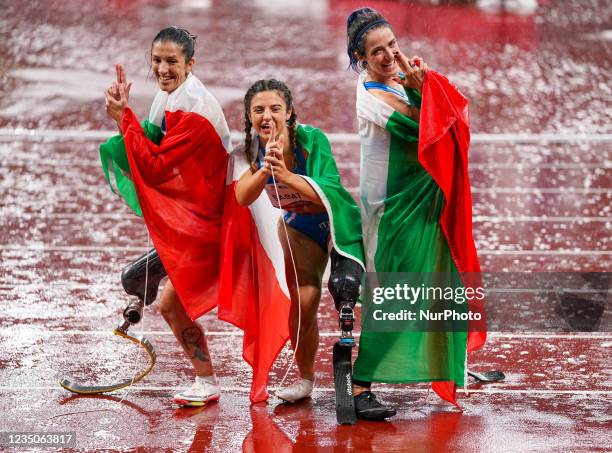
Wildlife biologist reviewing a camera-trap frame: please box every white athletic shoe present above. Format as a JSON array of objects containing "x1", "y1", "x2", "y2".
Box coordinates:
[
  {"x1": 276, "y1": 378, "x2": 314, "y2": 403},
  {"x1": 173, "y1": 376, "x2": 220, "y2": 407}
]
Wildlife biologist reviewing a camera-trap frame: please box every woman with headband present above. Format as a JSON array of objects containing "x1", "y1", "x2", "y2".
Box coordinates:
[
  {"x1": 346, "y1": 8, "x2": 485, "y2": 421},
  {"x1": 234, "y1": 79, "x2": 365, "y2": 403},
  {"x1": 102, "y1": 28, "x2": 293, "y2": 406}
]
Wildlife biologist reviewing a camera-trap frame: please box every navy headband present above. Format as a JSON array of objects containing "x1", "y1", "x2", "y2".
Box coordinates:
[{"x1": 347, "y1": 19, "x2": 389, "y2": 70}]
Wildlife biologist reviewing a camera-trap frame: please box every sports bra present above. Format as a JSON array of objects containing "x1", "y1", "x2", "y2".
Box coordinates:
[{"x1": 363, "y1": 81, "x2": 415, "y2": 105}]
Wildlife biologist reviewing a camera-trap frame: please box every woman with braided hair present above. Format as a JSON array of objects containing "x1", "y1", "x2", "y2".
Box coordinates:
[{"x1": 235, "y1": 79, "x2": 365, "y2": 403}]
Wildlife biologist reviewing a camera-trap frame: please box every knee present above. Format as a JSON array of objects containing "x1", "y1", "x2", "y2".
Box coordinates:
[
  {"x1": 290, "y1": 289, "x2": 320, "y2": 326},
  {"x1": 159, "y1": 286, "x2": 179, "y2": 322}
]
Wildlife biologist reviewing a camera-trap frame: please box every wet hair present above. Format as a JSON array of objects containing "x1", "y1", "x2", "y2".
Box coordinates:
[
  {"x1": 346, "y1": 7, "x2": 391, "y2": 72},
  {"x1": 243, "y1": 79, "x2": 298, "y2": 168},
  {"x1": 151, "y1": 26, "x2": 197, "y2": 62}
]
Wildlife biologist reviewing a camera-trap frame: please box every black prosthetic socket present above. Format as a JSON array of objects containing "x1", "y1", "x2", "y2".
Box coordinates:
[
  {"x1": 121, "y1": 248, "x2": 167, "y2": 324},
  {"x1": 328, "y1": 249, "x2": 363, "y2": 312}
]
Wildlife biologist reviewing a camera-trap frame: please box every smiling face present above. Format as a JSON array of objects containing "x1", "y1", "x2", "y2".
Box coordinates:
[
  {"x1": 360, "y1": 26, "x2": 400, "y2": 81},
  {"x1": 248, "y1": 90, "x2": 291, "y2": 144},
  {"x1": 151, "y1": 40, "x2": 194, "y2": 93}
]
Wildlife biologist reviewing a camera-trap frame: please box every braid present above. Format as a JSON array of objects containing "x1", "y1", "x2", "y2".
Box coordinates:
[
  {"x1": 287, "y1": 108, "x2": 297, "y2": 151},
  {"x1": 244, "y1": 116, "x2": 256, "y2": 173},
  {"x1": 243, "y1": 83, "x2": 260, "y2": 171}
]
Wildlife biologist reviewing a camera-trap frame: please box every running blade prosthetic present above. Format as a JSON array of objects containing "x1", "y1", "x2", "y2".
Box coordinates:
[
  {"x1": 333, "y1": 304, "x2": 357, "y2": 425},
  {"x1": 60, "y1": 321, "x2": 156, "y2": 394}
]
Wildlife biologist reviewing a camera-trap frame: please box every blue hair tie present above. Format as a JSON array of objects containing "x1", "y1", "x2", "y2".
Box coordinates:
[{"x1": 347, "y1": 19, "x2": 389, "y2": 71}]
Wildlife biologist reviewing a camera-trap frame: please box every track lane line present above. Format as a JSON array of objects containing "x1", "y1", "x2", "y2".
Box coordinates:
[
  {"x1": 2, "y1": 128, "x2": 612, "y2": 144},
  {"x1": 2, "y1": 212, "x2": 611, "y2": 222},
  {"x1": 1, "y1": 245, "x2": 609, "y2": 254},
  {"x1": 0, "y1": 386, "x2": 609, "y2": 395},
  {"x1": 1, "y1": 330, "x2": 610, "y2": 339}
]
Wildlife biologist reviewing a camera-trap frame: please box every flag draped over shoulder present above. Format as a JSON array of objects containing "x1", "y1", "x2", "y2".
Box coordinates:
[
  {"x1": 354, "y1": 70, "x2": 485, "y2": 408},
  {"x1": 296, "y1": 124, "x2": 365, "y2": 269},
  {"x1": 418, "y1": 71, "x2": 486, "y2": 353},
  {"x1": 100, "y1": 74, "x2": 291, "y2": 402},
  {"x1": 119, "y1": 73, "x2": 230, "y2": 320}
]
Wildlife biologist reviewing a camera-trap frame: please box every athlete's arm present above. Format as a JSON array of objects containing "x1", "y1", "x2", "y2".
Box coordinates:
[
  {"x1": 265, "y1": 147, "x2": 323, "y2": 206},
  {"x1": 369, "y1": 89, "x2": 420, "y2": 122},
  {"x1": 235, "y1": 166, "x2": 269, "y2": 206}
]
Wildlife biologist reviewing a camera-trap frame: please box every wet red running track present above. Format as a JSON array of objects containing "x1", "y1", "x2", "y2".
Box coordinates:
[{"x1": 1, "y1": 0, "x2": 610, "y2": 451}]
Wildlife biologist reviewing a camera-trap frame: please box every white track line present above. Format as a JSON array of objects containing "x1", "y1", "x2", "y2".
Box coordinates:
[
  {"x1": 3, "y1": 212, "x2": 611, "y2": 222},
  {"x1": 3, "y1": 184, "x2": 611, "y2": 195},
  {"x1": 1, "y1": 284, "x2": 607, "y2": 295},
  {"x1": 472, "y1": 188, "x2": 611, "y2": 194},
  {"x1": 4, "y1": 159, "x2": 611, "y2": 171},
  {"x1": 348, "y1": 187, "x2": 612, "y2": 195},
  {"x1": 470, "y1": 163, "x2": 612, "y2": 170},
  {"x1": 1, "y1": 330, "x2": 610, "y2": 339},
  {"x1": 472, "y1": 216, "x2": 612, "y2": 222},
  {"x1": 481, "y1": 250, "x2": 611, "y2": 255},
  {"x1": 0, "y1": 386, "x2": 609, "y2": 395},
  {"x1": 2, "y1": 128, "x2": 612, "y2": 144},
  {"x1": 0, "y1": 245, "x2": 609, "y2": 255}
]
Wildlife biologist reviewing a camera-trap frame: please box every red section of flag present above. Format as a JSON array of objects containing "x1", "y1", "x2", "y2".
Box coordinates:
[
  {"x1": 122, "y1": 107, "x2": 228, "y2": 319},
  {"x1": 219, "y1": 183, "x2": 291, "y2": 403},
  {"x1": 418, "y1": 71, "x2": 487, "y2": 407}
]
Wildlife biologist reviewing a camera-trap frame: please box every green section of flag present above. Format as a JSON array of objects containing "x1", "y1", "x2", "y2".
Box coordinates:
[
  {"x1": 99, "y1": 120, "x2": 162, "y2": 216},
  {"x1": 353, "y1": 110, "x2": 467, "y2": 386},
  {"x1": 298, "y1": 124, "x2": 365, "y2": 268}
]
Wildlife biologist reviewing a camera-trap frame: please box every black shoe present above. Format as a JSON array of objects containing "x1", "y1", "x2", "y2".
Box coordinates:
[{"x1": 354, "y1": 391, "x2": 396, "y2": 421}]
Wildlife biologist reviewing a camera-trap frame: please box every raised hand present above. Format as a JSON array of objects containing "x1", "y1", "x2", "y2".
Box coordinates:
[
  {"x1": 105, "y1": 64, "x2": 132, "y2": 128},
  {"x1": 105, "y1": 80, "x2": 130, "y2": 127},
  {"x1": 394, "y1": 50, "x2": 428, "y2": 93},
  {"x1": 264, "y1": 123, "x2": 289, "y2": 182},
  {"x1": 115, "y1": 64, "x2": 132, "y2": 103}
]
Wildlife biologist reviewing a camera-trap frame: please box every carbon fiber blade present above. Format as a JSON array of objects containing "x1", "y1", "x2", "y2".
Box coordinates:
[
  {"x1": 59, "y1": 329, "x2": 156, "y2": 395},
  {"x1": 333, "y1": 341, "x2": 356, "y2": 425}
]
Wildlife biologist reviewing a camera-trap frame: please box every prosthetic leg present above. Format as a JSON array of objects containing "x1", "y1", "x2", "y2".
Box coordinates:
[
  {"x1": 60, "y1": 249, "x2": 166, "y2": 394},
  {"x1": 121, "y1": 248, "x2": 167, "y2": 324},
  {"x1": 328, "y1": 249, "x2": 363, "y2": 425}
]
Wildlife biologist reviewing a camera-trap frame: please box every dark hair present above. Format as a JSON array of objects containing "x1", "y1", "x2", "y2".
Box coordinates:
[
  {"x1": 346, "y1": 7, "x2": 391, "y2": 72},
  {"x1": 243, "y1": 79, "x2": 298, "y2": 168},
  {"x1": 152, "y1": 26, "x2": 197, "y2": 62}
]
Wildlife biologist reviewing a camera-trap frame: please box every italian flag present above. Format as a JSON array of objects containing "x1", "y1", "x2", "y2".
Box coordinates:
[
  {"x1": 354, "y1": 70, "x2": 485, "y2": 407},
  {"x1": 100, "y1": 74, "x2": 291, "y2": 403}
]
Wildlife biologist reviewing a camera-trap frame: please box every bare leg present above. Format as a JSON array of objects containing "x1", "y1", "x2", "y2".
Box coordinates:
[
  {"x1": 279, "y1": 222, "x2": 328, "y2": 381},
  {"x1": 159, "y1": 281, "x2": 214, "y2": 377}
]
